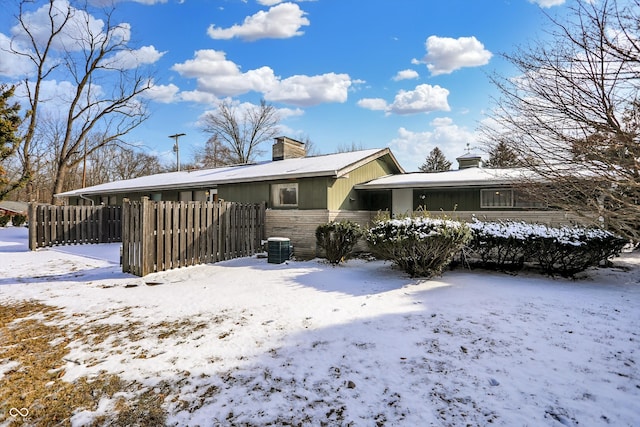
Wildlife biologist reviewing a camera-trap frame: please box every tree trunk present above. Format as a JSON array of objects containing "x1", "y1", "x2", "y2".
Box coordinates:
[{"x1": 51, "y1": 163, "x2": 70, "y2": 205}]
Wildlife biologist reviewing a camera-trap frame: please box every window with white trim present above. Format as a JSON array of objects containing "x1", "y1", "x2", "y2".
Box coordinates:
[
  {"x1": 271, "y1": 183, "x2": 298, "y2": 208},
  {"x1": 481, "y1": 189, "x2": 513, "y2": 208}
]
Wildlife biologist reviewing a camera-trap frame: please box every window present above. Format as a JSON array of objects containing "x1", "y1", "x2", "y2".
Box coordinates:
[
  {"x1": 513, "y1": 190, "x2": 547, "y2": 208},
  {"x1": 481, "y1": 189, "x2": 513, "y2": 208},
  {"x1": 271, "y1": 183, "x2": 298, "y2": 208}
]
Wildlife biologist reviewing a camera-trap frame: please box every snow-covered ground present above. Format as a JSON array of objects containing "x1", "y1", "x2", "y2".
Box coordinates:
[{"x1": 1, "y1": 226, "x2": 639, "y2": 426}]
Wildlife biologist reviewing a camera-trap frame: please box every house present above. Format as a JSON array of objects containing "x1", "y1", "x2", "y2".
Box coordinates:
[
  {"x1": 0, "y1": 200, "x2": 28, "y2": 220},
  {"x1": 55, "y1": 137, "x2": 404, "y2": 257},
  {"x1": 356, "y1": 152, "x2": 581, "y2": 225},
  {"x1": 54, "y1": 139, "x2": 580, "y2": 258}
]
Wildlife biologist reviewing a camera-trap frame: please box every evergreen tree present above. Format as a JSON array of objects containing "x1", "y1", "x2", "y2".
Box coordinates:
[
  {"x1": 419, "y1": 147, "x2": 451, "y2": 173},
  {"x1": 484, "y1": 141, "x2": 520, "y2": 168},
  {"x1": 0, "y1": 85, "x2": 23, "y2": 201}
]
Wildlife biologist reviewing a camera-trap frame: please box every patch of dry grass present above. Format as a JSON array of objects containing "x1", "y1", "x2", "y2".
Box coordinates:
[{"x1": 0, "y1": 300, "x2": 168, "y2": 426}]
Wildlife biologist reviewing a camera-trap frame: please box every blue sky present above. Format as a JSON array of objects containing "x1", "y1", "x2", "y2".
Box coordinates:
[{"x1": 0, "y1": 0, "x2": 572, "y2": 171}]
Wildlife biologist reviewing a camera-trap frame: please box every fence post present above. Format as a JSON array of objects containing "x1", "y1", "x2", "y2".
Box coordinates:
[
  {"x1": 141, "y1": 196, "x2": 151, "y2": 276},
  {"x1": 28, "y1": 203, "x2": 37, "y2": 250},
  {"x1": 121, "y1": 198, "x2": 130, "y2": 273}
]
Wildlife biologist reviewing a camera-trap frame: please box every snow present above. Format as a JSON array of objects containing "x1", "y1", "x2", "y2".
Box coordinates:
[
  {"x1": 1, "y1": 226, "x2": 639, "y2": 426},
  {"x1": 356, "y1": 167, "x2": 535, "y2": 189}
]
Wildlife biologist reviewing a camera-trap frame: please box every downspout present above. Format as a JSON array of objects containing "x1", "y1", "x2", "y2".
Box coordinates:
[{"x1": 79, "y1": 194, "x2": 95, "y2": 206}]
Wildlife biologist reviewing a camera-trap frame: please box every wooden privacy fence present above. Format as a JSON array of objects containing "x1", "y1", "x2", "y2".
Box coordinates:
[
  {"x1": 28, "y1": 204, "x2": 122, "y2": 250},
  {"x1": 122, "y1": 198, "x2": 266, "y2": 276}
]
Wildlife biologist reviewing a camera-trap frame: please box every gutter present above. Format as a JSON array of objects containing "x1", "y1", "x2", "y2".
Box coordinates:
[{"x1": 78, "y1": 194, "x2": 95, "y2": 206}]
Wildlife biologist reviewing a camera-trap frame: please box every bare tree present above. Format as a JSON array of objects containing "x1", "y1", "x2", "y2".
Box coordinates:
[
  {"x1": 7, "y1": 0, "x2": 152, "y2": 203},
  {"x1": 419, "y1": 147, "x2": 451, "y2": 173},
  {"x1": 481, "y1": 0, "x2": 640, "y2": 242},
  {"x1": 201, "y1": 99, "x2": 280, "y2": 164},
  {"x1": 335, "y1": 141, "x2": 365, "y2": 153},
  {"x1": 85, "y1": 144, "x2": 164, "y2": 184},
  {"x1": 193, "y1": 135, "x2": 235, "y2": 169}
]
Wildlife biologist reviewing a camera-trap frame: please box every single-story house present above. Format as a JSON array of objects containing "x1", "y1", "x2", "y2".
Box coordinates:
[
  {"x1": 55, "y1": 138, "x2": 580, "y2": 257},
  {"x1": 55, "y1": 137, "x2": 405, "y2": 257}
]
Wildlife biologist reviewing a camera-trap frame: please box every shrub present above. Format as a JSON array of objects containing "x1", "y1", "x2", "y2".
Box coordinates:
[
  {"x1": 0, "y1": 214, "x2": 10, "y2": 227},
  {"x1": 530, "y1": 226, "x2": 628, "y2": 277},
  {"x1": 467, "y1": 219, "x2": 628, "y2": 277},
  {"x1": 366, "y1": 216, "x2": 471, "y2": 277},
  {"x1": 11, "y1": 214, "x2": 27, "y2": 227},
  {"x1": 315, "y1": 220, "x2": 363, "y2": 264},
  {"x1": 467, "y1": 220, "x2": 535, "y2": 271}
]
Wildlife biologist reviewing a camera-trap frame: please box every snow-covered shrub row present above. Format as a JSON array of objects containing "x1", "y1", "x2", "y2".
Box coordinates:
[
  {"x1": 315, "y1": 220, "x2": 363, "y2": 265},
  {"x1": 467, "y1": 220, "x2": 628, "y2": 277},
  {"x1": 366, "y1": 216, "x2": 471, "y2": 277}
]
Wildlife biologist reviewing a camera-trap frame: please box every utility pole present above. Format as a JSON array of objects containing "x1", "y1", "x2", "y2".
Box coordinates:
[{"x1": 169, "y1": 133, "x2": 186, "y2": 171}]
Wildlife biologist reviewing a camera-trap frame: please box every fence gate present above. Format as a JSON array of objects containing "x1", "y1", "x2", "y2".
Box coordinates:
[{"x1": 121, "y1": 198, "x2": 266, "y2": 276}]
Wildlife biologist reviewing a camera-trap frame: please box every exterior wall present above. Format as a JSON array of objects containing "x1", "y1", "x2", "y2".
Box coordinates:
[
  {"x1": 327, "y1": 155, "x2": 398, "y2": 211},
  {"x1": 219, "y1": 179, "x2": 328, "y2": 209},
  {"x1": 265, "y1": 209, "x2": 330, "y2": 259},
  {"x1": 265, "y1": 209, "x2": 379, "y2": 259},
  {"x1": 218, "y1": 182, "x2": 270, "y2": 204}
]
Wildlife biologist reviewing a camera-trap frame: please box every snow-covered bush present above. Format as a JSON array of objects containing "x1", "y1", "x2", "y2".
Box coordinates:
[
  {"x1": 316, "y1": 220, "x2": 363, "y2": 264},
  {"x1": 467, "y1": 220, "x2": 628, "y2": 277},
  {"x1": 366, "y1": 216, "x2": 471, "y2": 277},
  {"x1": 0, "y1": 214, "x2": 10, "y2": 227},
  {"x1": 467, "y1": 220, "x2": 533, "y2": 270}
]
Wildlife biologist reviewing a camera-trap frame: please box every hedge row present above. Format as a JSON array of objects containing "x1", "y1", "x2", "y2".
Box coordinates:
[
  {"x1": 466, "y1": 220, "x2": 628, "y2": 277},
  {"x1": 315, "y1": 217, "x2": 627, "y2": 279}
]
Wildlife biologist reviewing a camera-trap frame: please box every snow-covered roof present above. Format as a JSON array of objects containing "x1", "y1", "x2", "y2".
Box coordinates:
[
  {"x1": 56, "y1": 148, "x2": 403, "y2": 197},
  {"x1": 0, "y1": 200, "x2": 28, "y2": 214},
  {"x1": 356, "y1": 167, "x2": 535, "y2": 190}
]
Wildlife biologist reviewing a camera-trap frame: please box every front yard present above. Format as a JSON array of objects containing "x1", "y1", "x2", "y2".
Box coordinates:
[{"x1": 1, "y1": 226, "x2": 639, "y2": 426}]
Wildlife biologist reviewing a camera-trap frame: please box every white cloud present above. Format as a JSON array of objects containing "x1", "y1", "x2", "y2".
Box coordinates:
[
  {"x1": 388, "y1": 84, "x2": 450, "y2": 115},
  {"x1": 108, "y1": 45, "x2": 165, "y2": 69},
  {"x1": 11, "y1": 0, "x2": 114, "y2": 52},
  {"x1": 257, "y1": 0, "x2": 284, "y2": 5},
  {"x1": 171, "y1": 50, "x2": 278, "y2": 97},
  {"x1": 529, "y1": 0, "x2": 565, "y2": 7},
  {"x1": 389, "y1": 118, "x2": 478, "y2": 171},
  {"x1": 143, "y1": 82, "x2": 179, "y2": 103},
  {"x1": 207, "y1": 3, "x2": 309, "y2": 41},
  {"x1": 358, "y1": 84, "x2": 450, "y2": 115},
  {"x1": 179, "y1": 90, "x2": 220, "y2": 105},
  {"x1": 0, "y1": 33, "x2": 34, "y2": 77},
  {"x1": 265, "y1": 73, "x2": 351, "y2": 106},
  {"x1": 423, "y1": 35, "x2": 492, "y2": 76},
  {"x1": 277, "y1": 107, "x2": 305, "y2": 120},
  {"x1": 172, "y1": 49, "x2": 351, "y2": 107},
  {"x1": 357, "y1": 98, "x2": 388, "y2": 111},
  {"x1": 393, "y1": 69, "x2": 419, "y2": 81}
]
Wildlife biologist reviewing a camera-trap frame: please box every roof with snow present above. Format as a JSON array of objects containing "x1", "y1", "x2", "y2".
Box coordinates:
[
  {"x1": 56, "y1": 148, "x2": 403, "y2": 198},
  {"x1": 0, "y1": 201, "x2": 28, "y2": 214},
  {"x1": 355, "y1": 167, "x2": 535, "y2": 190}
]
